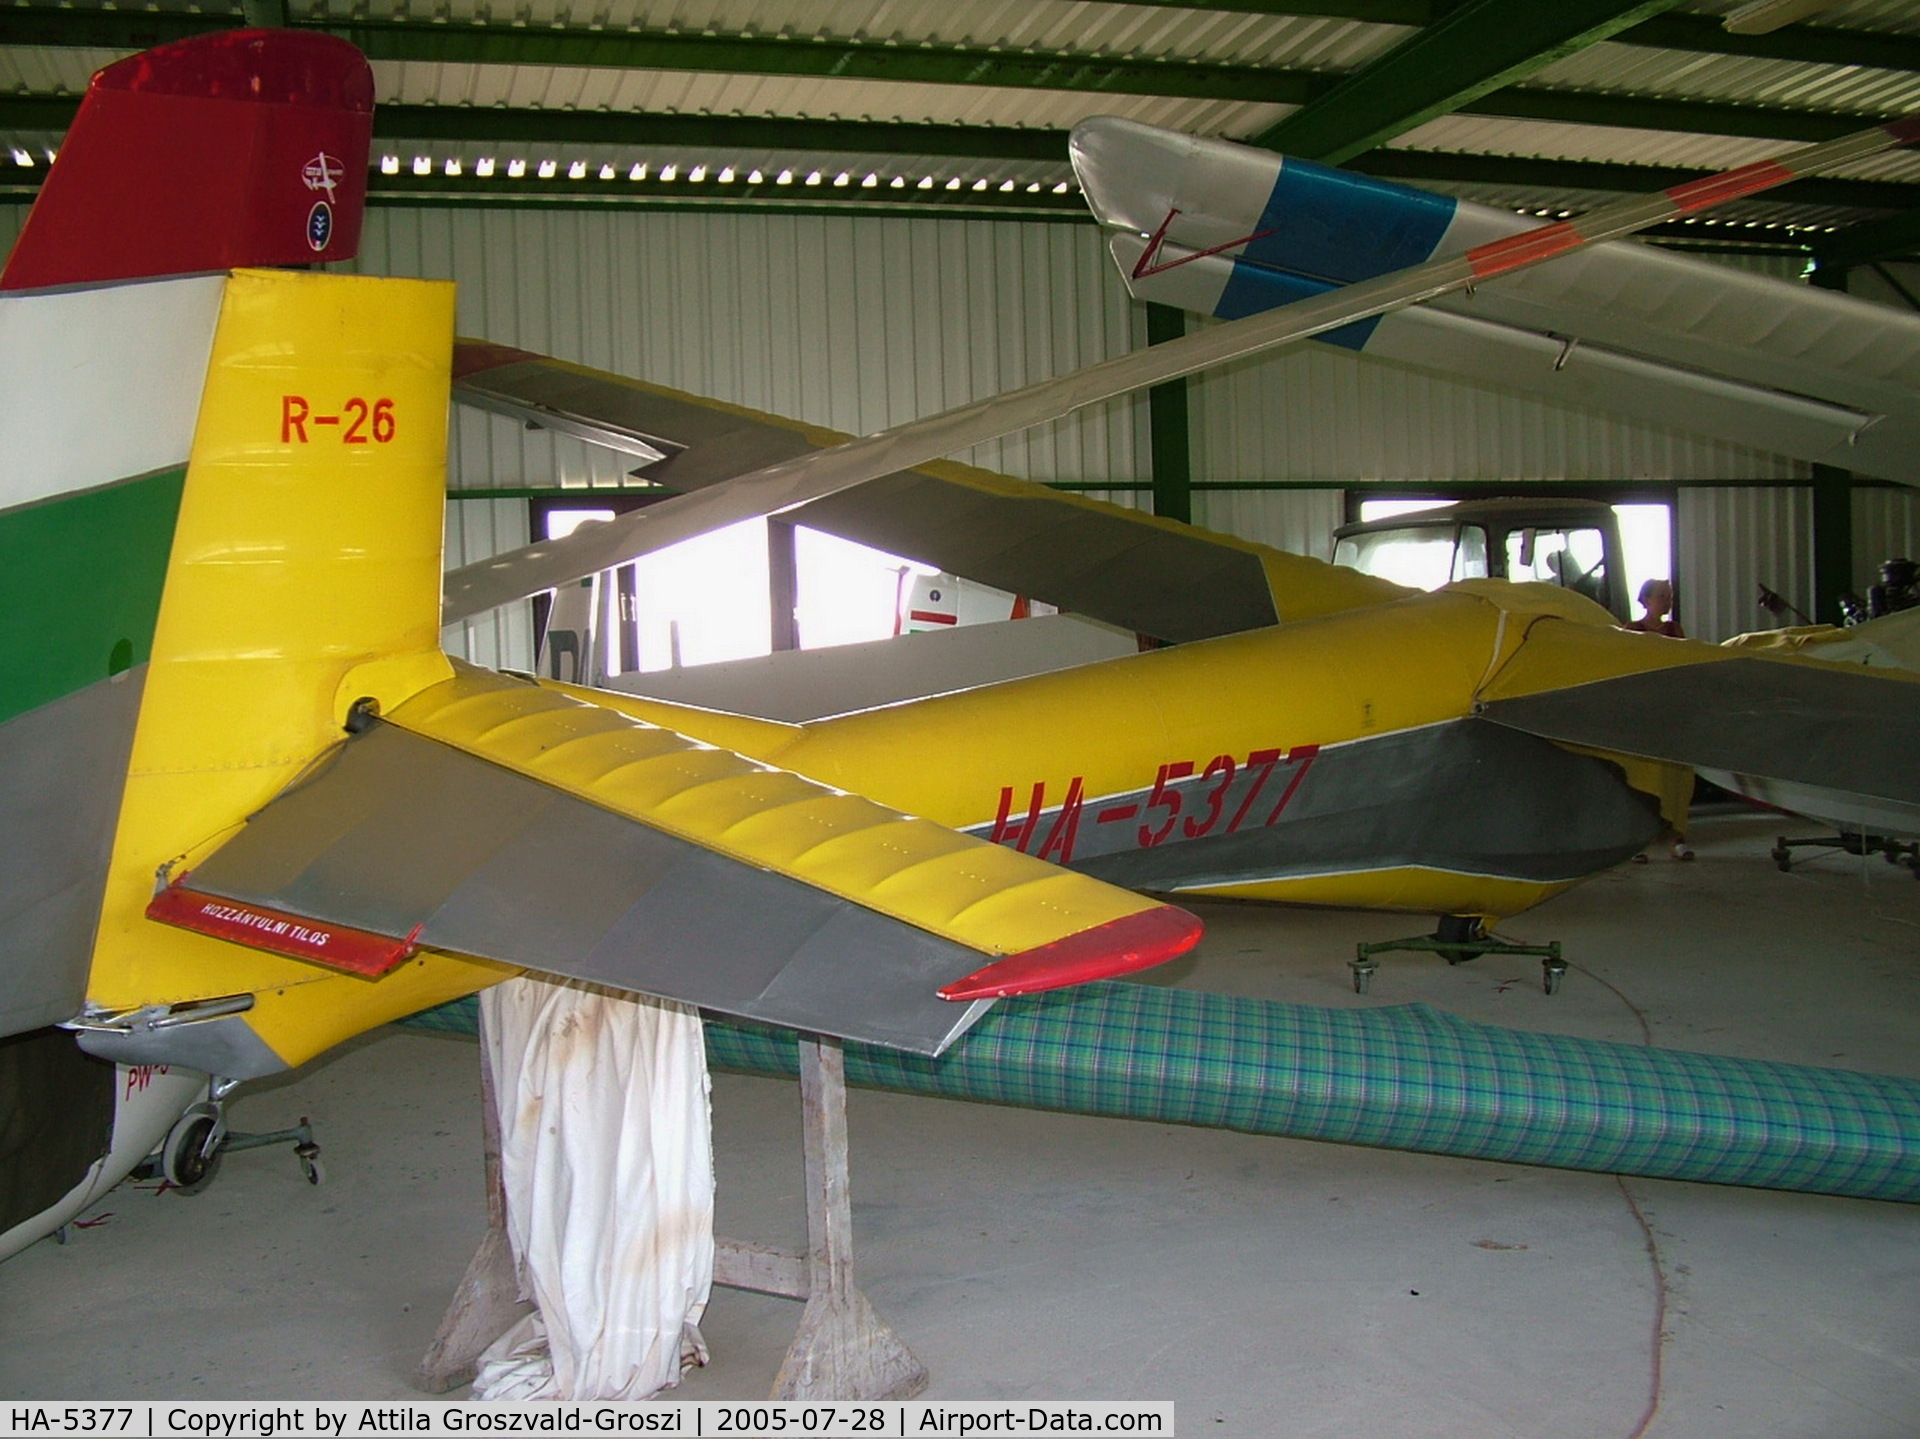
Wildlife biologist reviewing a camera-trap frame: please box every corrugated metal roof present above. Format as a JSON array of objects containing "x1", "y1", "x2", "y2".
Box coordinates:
[
  {"x1": 1541, "y1": 41, "x2": 1920, "y2": 116},
  {"x1": 1394, "y1": 114, "x2": 1920, "y2": 185},
  {"x1": 1677, "y1": 0, "x2": 1920, "y2": 36},
  {"x1": 374, "y1": 60, "x2": 1289, "y2": 137},
  {"x1": 0, "y1": 46, "x2": 110, "y2": 95},
  {"x1": 292, "y1": 0, "x2": 1410, "y2": 72}
]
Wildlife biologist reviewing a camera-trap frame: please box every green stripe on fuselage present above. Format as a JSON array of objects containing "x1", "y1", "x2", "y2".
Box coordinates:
[{"x1": 0, "y1": 468, "x2": 186, "y2": 726}]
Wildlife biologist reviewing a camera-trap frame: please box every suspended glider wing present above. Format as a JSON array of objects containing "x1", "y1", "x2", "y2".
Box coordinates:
[
  {"x1": 155, "y1": 662, "x2": 1201, "y2": 1055},
  {"x1": 446, "y1": 117, "x2": 1918, "y2": 623},
  {"x1": 1476, "y1": 622, "x2": 1920, "y2": 837},
  {"x1": 1072, "y1": 116, "x2": 1920, "y2": 486},
  {"x1": 450, "y1": 340, "x2": 1394, "y2": 643}
]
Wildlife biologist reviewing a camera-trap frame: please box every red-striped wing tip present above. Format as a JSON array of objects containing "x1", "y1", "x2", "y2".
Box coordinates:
[
  {"x1": 938, "y1": 905, "x2": 1203, "y2": 1002},
  {"x1": 146, "y1": 883, "x2": 420, "y2": 978}
]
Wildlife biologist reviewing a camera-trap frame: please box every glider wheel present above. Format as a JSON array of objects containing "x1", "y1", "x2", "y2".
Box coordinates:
[
  {"x1": 1433, "y1": 914, "x2": 1487, "y2": 964},
  {"x1": 162, "y1": 1109, "x2": 225, "y2": 1196}
]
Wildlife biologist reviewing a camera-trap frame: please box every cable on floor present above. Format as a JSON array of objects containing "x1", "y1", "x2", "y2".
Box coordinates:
[{"x1": 1564, "y1": 956, "x2": 1668, "y2": 1439}]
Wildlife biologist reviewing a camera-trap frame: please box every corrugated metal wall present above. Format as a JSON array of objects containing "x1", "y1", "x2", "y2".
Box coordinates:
[
  {"x1": 1675, "y1": 481, "x2": 1920, "y2": 643},
  {"x1": 1677, "y1": 486, "x2": 1813, "y2": 642},
  {"x1": 357, "y1": 209, "x2": 1147, "y2": 488},
  {"x1": 1855, "y1": 485, "x2": 1920, "y2": 582},
  {"x1": 1187, "y1": 340, "x2": 1805, "y2": 489},
  {"x1": 1192, "y1": 488, "x2": 1344, "y2": 559}
]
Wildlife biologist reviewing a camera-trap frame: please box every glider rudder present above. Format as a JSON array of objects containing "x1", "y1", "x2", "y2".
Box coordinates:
[{"x1": 2, "y1": 29, "x2": 371, "y2": 290}]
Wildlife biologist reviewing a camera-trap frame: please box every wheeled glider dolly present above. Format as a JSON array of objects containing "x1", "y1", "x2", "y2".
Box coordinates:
[
  {"x1": 1351, "y1": 915, "x2": 1566, "y2": 995},
  {"x1": 1771, "y1": 831, "x2": 1919, "y2": 877}
]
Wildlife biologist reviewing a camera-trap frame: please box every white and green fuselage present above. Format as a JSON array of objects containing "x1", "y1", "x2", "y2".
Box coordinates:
[{"x1": 0, "y1": 276, "x2": 225, "y2": 1036}]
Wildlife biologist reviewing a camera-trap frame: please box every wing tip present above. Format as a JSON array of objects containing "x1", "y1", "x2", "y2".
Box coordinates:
[{"x1": 937, "y1": 904, "x2": 1203, "y2": 1002}]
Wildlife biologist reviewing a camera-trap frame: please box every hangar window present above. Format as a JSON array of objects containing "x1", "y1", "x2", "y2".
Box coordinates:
[{"x1": 532, "y1": 500, "x2": 933, "y2": 679}]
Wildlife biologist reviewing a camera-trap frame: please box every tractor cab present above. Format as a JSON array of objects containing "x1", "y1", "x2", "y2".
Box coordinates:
[{"x1": 1332, "y1": 497, "x2": 1629, "y2": 622}]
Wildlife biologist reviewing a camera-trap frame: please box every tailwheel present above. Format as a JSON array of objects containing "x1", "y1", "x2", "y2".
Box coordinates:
[
  {"x1": 161, "y1": 1107, "x2": 225, "y2": 1196},
  {"x1": 1432, "y1": 914, "x2": 1488, "y2": 964}
]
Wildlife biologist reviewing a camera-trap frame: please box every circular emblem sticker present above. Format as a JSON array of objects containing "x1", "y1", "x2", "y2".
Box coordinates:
[{"x1": 307, "y1": 201, "x2": 333, "y2": 252}]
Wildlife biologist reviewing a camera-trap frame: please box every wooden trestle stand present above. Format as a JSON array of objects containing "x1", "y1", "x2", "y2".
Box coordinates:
[{"x1": 415, "y1": 1023, "x2": 926, "y2": 1402}]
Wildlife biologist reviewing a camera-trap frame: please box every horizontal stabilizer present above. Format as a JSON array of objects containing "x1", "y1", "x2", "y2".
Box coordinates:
[
  {"x1": 1479, "y1": 654, "x2": 1920, "y2": 829},
  {"x1": 165, "y1": 669, "x2": 1200, "y2": 1054}
]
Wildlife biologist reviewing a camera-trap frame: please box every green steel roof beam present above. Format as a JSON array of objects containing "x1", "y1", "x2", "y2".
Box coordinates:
[
  {"x1": 368, "y1": 169, "x2": 1086, "y2": 212},
  {"x1": 1251, "y1": 0, "x2": 1685, "y2": 162},
  {"x1": 1616, "y1": 14, "x2": 1920, "y2": 75},
  {"x1": 375, "y1": 107, "x2": 1071, "y2": 160}
]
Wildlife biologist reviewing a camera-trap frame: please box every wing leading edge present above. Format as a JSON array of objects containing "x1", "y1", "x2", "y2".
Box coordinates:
[{"x1": 158, "y1": 663, "x2": 1201, "y2": 1055}]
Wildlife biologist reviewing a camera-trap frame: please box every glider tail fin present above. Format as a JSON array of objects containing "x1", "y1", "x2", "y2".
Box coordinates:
[
  {"x1": 1, "y1": 29, "x2": 372, "y2": 291},
  {"x1": 78, "y1": 266, "x2": 463, "y2": 1062}
]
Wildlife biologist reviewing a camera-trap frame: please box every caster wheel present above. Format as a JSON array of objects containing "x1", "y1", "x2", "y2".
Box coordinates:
[
  {"x1": 1543, "y1": 961, "x2": 1567, "y2": 996},
  {"x1": 297, "y1": 1144, "x2": 324, "y2": 1186},
  {"x1": 1350, "y1": 960, "x2": 1376, "y2": 995},
  {"x1": 163, "y1": 1112, "x2": 224, "y2": 1196},
  {"x1": 1772, "y1": 840, "x2": 1792, "y2": 872}
]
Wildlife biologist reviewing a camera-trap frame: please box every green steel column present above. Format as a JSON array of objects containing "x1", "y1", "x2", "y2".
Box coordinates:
[
  {"x1": 1809, "y1": 260, "x2": 1855, "y2": 623},
  {"x1": 1810, "y1": 464, "x2": 1854, "y2": 624},
  {"x1": 768, "y1": 518, "x2": 799, "y2": 652},
  {"x1": 1146, "y1": 302, "x2": 1192, "y2": 525}
]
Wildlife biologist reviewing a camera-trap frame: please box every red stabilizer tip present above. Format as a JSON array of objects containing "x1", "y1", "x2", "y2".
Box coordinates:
[
  {"x1": 146, "y1": 884, "x2": 420, "y2": 978},
  {"x1": 938, "y1": 905, "x2": 1204, "y2": 1002}
]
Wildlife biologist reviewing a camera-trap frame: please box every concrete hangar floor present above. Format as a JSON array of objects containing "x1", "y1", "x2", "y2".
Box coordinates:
[{"x1": 4, "y1": 810, "x2": 1918, "y2": 1437}]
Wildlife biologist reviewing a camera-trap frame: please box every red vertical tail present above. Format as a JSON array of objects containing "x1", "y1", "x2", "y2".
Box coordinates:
[{"x1": 1, "y1": 29, "x2": 373, "y2": 291}]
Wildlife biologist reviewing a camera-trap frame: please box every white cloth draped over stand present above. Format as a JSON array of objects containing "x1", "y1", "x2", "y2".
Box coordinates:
[{"x1": 473, "y1": 975, "x2": 714, "y2": 1400}]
